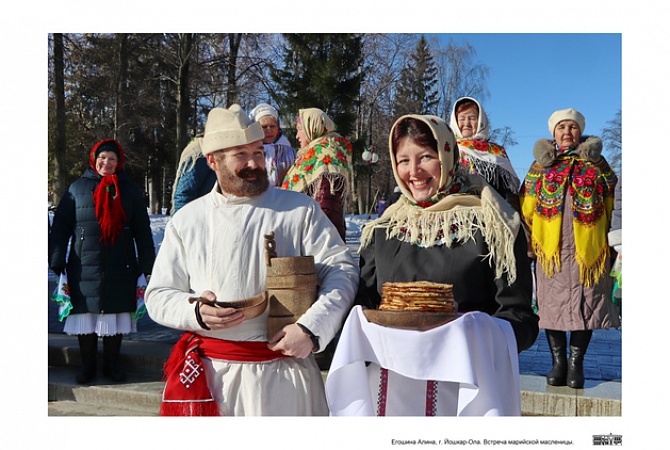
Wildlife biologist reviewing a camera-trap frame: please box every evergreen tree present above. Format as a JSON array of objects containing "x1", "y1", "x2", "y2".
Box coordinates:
[
  {"x1": 394, "y1": 35, "x2": 439, "y2": 116},
  {"x1": 271, "y1": 33, "x2": 363, "y2": 139}
]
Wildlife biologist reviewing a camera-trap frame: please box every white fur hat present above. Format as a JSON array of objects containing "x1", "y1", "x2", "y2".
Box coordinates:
[
  {"x1": 202, "y1": 105, "x2": 264, "y2": 155},
  {"x1": 548, "y1": 108, "x2": 586, "y2": 135},
  {"x1": 249, "y1": 103, "x2": 279, "y2": 122}
]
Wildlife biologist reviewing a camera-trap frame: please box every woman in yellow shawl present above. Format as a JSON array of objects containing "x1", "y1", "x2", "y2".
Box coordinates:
[
  {"x1": 282, "y1": 108, "x2": 352, "y2": 241},
  {"x1": 520, "y1": 108, "x2": 619, "y2": 389}
]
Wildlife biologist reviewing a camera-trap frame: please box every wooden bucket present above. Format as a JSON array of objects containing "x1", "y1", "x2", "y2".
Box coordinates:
[{"x1": 264, "y1": 232, "x2": 317, "y2": 337}]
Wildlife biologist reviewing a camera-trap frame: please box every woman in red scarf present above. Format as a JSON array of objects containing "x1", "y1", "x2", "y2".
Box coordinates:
[{"x1": 49, "y1": 139, "x2": 155, "y2": 384}]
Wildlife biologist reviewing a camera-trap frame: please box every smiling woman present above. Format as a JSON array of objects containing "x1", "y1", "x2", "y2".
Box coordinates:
[
  {"x1": 520, "y1": 107, "x2": 619, "y2": 389},
  {"x1": 393, "y1": 134, "x2": 442, "y2": 202},
  {"x1": 48, "y1": 139, "x2": 156, "y2": 385},
  {"x1": 341, "y1": 113, "x2": 539, "y2": 416},
  {"x1": 357, "y1": 113, "x2": 538, "y2": 352}
]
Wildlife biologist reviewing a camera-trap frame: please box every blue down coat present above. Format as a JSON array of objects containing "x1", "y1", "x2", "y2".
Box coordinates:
[{"x1": 49, "y1": 168, "x2": 156, "y2": 314}]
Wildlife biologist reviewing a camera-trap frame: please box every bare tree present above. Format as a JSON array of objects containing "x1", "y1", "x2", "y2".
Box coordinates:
[
  {"x1": 429, "y1": 36, "x2": 490, "y2": 120},
  {"x1": 490, "y1": 126, "x2": 518, "y2": 148},
  {"x1": 355, "y1": 33, "x2": 417, "y2": 214},
  {"x1": 602, "y1": 109, "x2": 621, "y2": 175}
]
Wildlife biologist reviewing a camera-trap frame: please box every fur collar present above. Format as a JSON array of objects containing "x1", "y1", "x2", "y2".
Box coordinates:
[{"x1": 533, "y1": 136, "x2": 602, "y2": 167}]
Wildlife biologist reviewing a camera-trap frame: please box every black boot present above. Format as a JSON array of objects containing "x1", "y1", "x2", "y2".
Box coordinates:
[
  {"x1": 545, "y1": 330, "x2": 567, "y2": 386},
  {"x1": 567, "y1": 330, "x2": 592, "y2": 389},
  {"x1": 102, "y1": 334, "x2": 126, "y2": 382},
  {"x1": 76, "y1": 333, "x2": 98, "y2": 384}
]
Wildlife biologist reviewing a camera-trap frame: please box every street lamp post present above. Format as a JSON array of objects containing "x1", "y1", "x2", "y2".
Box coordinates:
[{"x1": 361, "y1": 146, "x2": 379, "y2": 219}]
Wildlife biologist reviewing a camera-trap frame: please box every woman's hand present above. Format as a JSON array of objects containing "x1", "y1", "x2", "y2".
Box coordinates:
[
  {"x1": 267, "y1": 323, "x2": 315, "y2": 358},
  {"x1": 197, "y1": 290, "x2": 245, "y2": 330}
]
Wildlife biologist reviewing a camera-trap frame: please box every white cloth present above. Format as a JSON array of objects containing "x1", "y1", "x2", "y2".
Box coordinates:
[
  {"x1": 325, "y1": 306, "x2": 521, "y2": 416},
  {"x1": 145, "y1": 185, "x2": 358, "y2": 415}
]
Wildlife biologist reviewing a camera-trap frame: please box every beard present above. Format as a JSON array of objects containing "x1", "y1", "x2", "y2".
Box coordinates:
[{"x1": 217, "y1": 163, "x2": 269, "y2": 198}]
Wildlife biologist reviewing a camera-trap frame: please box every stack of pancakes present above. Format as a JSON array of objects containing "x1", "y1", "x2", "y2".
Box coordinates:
[{"x1": 379, "y1": 281, "x2": 456, "y2": 314}]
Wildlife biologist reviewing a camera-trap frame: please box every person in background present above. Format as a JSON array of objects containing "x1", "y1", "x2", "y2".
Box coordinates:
[
  {"x1": 281, "y1": 108, "x2": 354, "y2": 370},
  {"x1": 282, "y1": 108, "x2": 353, "y2": 242},
  {"x1": 171, "y1": 135, "x2": 217, "y2": 215},
  {"x1": 357, "y1": 114, "x2": 538, "y2": 352},
  {"x1": 249, "y1": 103, "x2": 297, "y2": 187},
  {"x1": 145, "y1": 105, "x2": 358, "y2": 416},
  {"x1": 388, "y1": 186, "x2": 402, "y2": 205},
  {"x1": 608, "y1": 173, "x2": 622, "y2": 314},
  {"x1": 376, "y1": 196, "x2": 389, "y2": 217},
  {"x1": 49, "y1": 139, "x2": 156, "y2": 384},
  {"x1": 449, "y1": 97, "x2": 521, "y2": 211},
  {"x1": 519, "y1": 108, "x2": 619, "y2": 389}
]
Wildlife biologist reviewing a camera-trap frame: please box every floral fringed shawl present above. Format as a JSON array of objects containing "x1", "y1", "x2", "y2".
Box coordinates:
[
  {"x1": 281, "y1": 108, "x2": 352, "y2": 198},
  {"x1": 457, "y1": 139, "x2": 520, "y2": 194},
  {"x1": 520, "y1": 154, "x2": 617, "y2": 287}
]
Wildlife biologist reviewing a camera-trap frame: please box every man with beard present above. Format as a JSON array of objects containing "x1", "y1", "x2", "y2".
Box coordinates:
[{"x1": 145, "y1": 104, "x2": 358, "y2": 416}]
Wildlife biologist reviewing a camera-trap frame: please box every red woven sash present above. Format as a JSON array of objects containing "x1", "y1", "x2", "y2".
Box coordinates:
[{"x1": 160, "y1": 332, "x2": 288, "y2": 416}]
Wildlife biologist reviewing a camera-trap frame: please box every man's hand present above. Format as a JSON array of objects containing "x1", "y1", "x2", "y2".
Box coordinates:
[
  {"x1": 197, "y1": 290, "x2": 245, "y2": 331},
  {"x1": 267, "y1": 323, "x2": 314, "y2": 358}
]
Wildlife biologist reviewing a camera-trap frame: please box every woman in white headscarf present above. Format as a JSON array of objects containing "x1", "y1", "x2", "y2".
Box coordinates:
[
  {"x1": 449, "y1": 97, "x2": 520, "y2": 211},
  {"x1": 520, "y1": 108, "x2": 619, "y2": 389},
  {"x1": 358, "y1": 114, "x2": 538, "y2": 352},
  {"x1": 249, "y1": 103, "x2": 297, "y2": 187}
]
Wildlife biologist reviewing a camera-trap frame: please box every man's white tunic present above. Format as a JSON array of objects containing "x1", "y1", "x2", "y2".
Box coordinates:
[{"x1": 146, "y1": 185, "x2": 359, "y2": 415}]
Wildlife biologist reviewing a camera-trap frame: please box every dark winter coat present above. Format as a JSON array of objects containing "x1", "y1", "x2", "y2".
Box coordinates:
[
  {"x1": 355, "y1": 226, "x2": 539, "y2": 352},
  {"x1": 49, "y1": 168, "x2": 156, "y2": 314}
]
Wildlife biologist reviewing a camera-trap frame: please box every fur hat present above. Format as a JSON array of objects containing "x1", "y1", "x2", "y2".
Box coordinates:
[
  {"x1": 548, "y1": 108, "x2": 585, "y2": 135},
  {"x1": 249, "y1": 103, "x2": 279, "y2": 122},
  {"x1": 202, "y1": 105, "x2": 264, "y2": 156}
]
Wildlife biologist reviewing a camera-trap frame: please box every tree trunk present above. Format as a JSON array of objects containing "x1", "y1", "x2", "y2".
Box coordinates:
[
  {"x1": 51, "y1": 33, "x2": 67, "y2": 206},
  {"x1": 225, "y1": 33, "x2": 242, "y2": 107},
  {"x1": 176, "y1": 33, "x2": 194, "y2": 162},
  {"x1": 114, "y1": 34, "x2": 129, "y2": 139}
]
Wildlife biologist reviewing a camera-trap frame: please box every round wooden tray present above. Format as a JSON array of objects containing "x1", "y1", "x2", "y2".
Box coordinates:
[{"x1": 362, "y1": 309, "x2": 460, "y2": 331}]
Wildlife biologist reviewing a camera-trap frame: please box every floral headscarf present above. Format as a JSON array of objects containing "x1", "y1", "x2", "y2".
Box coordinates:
[
  {"x1": 281, "y1": 108, "x2": 351, "y2": 197},
  {"x1": 448, "y1": 97, "x2": 520, "y2": 194},
  {"x1": 361, "y1": 114, "x2": 520, "y2": 283}
]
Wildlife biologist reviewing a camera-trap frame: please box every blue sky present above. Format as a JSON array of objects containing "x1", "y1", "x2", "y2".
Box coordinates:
[{"x1": 435, "y1": 33, "x2": 622, "y2": 178}]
